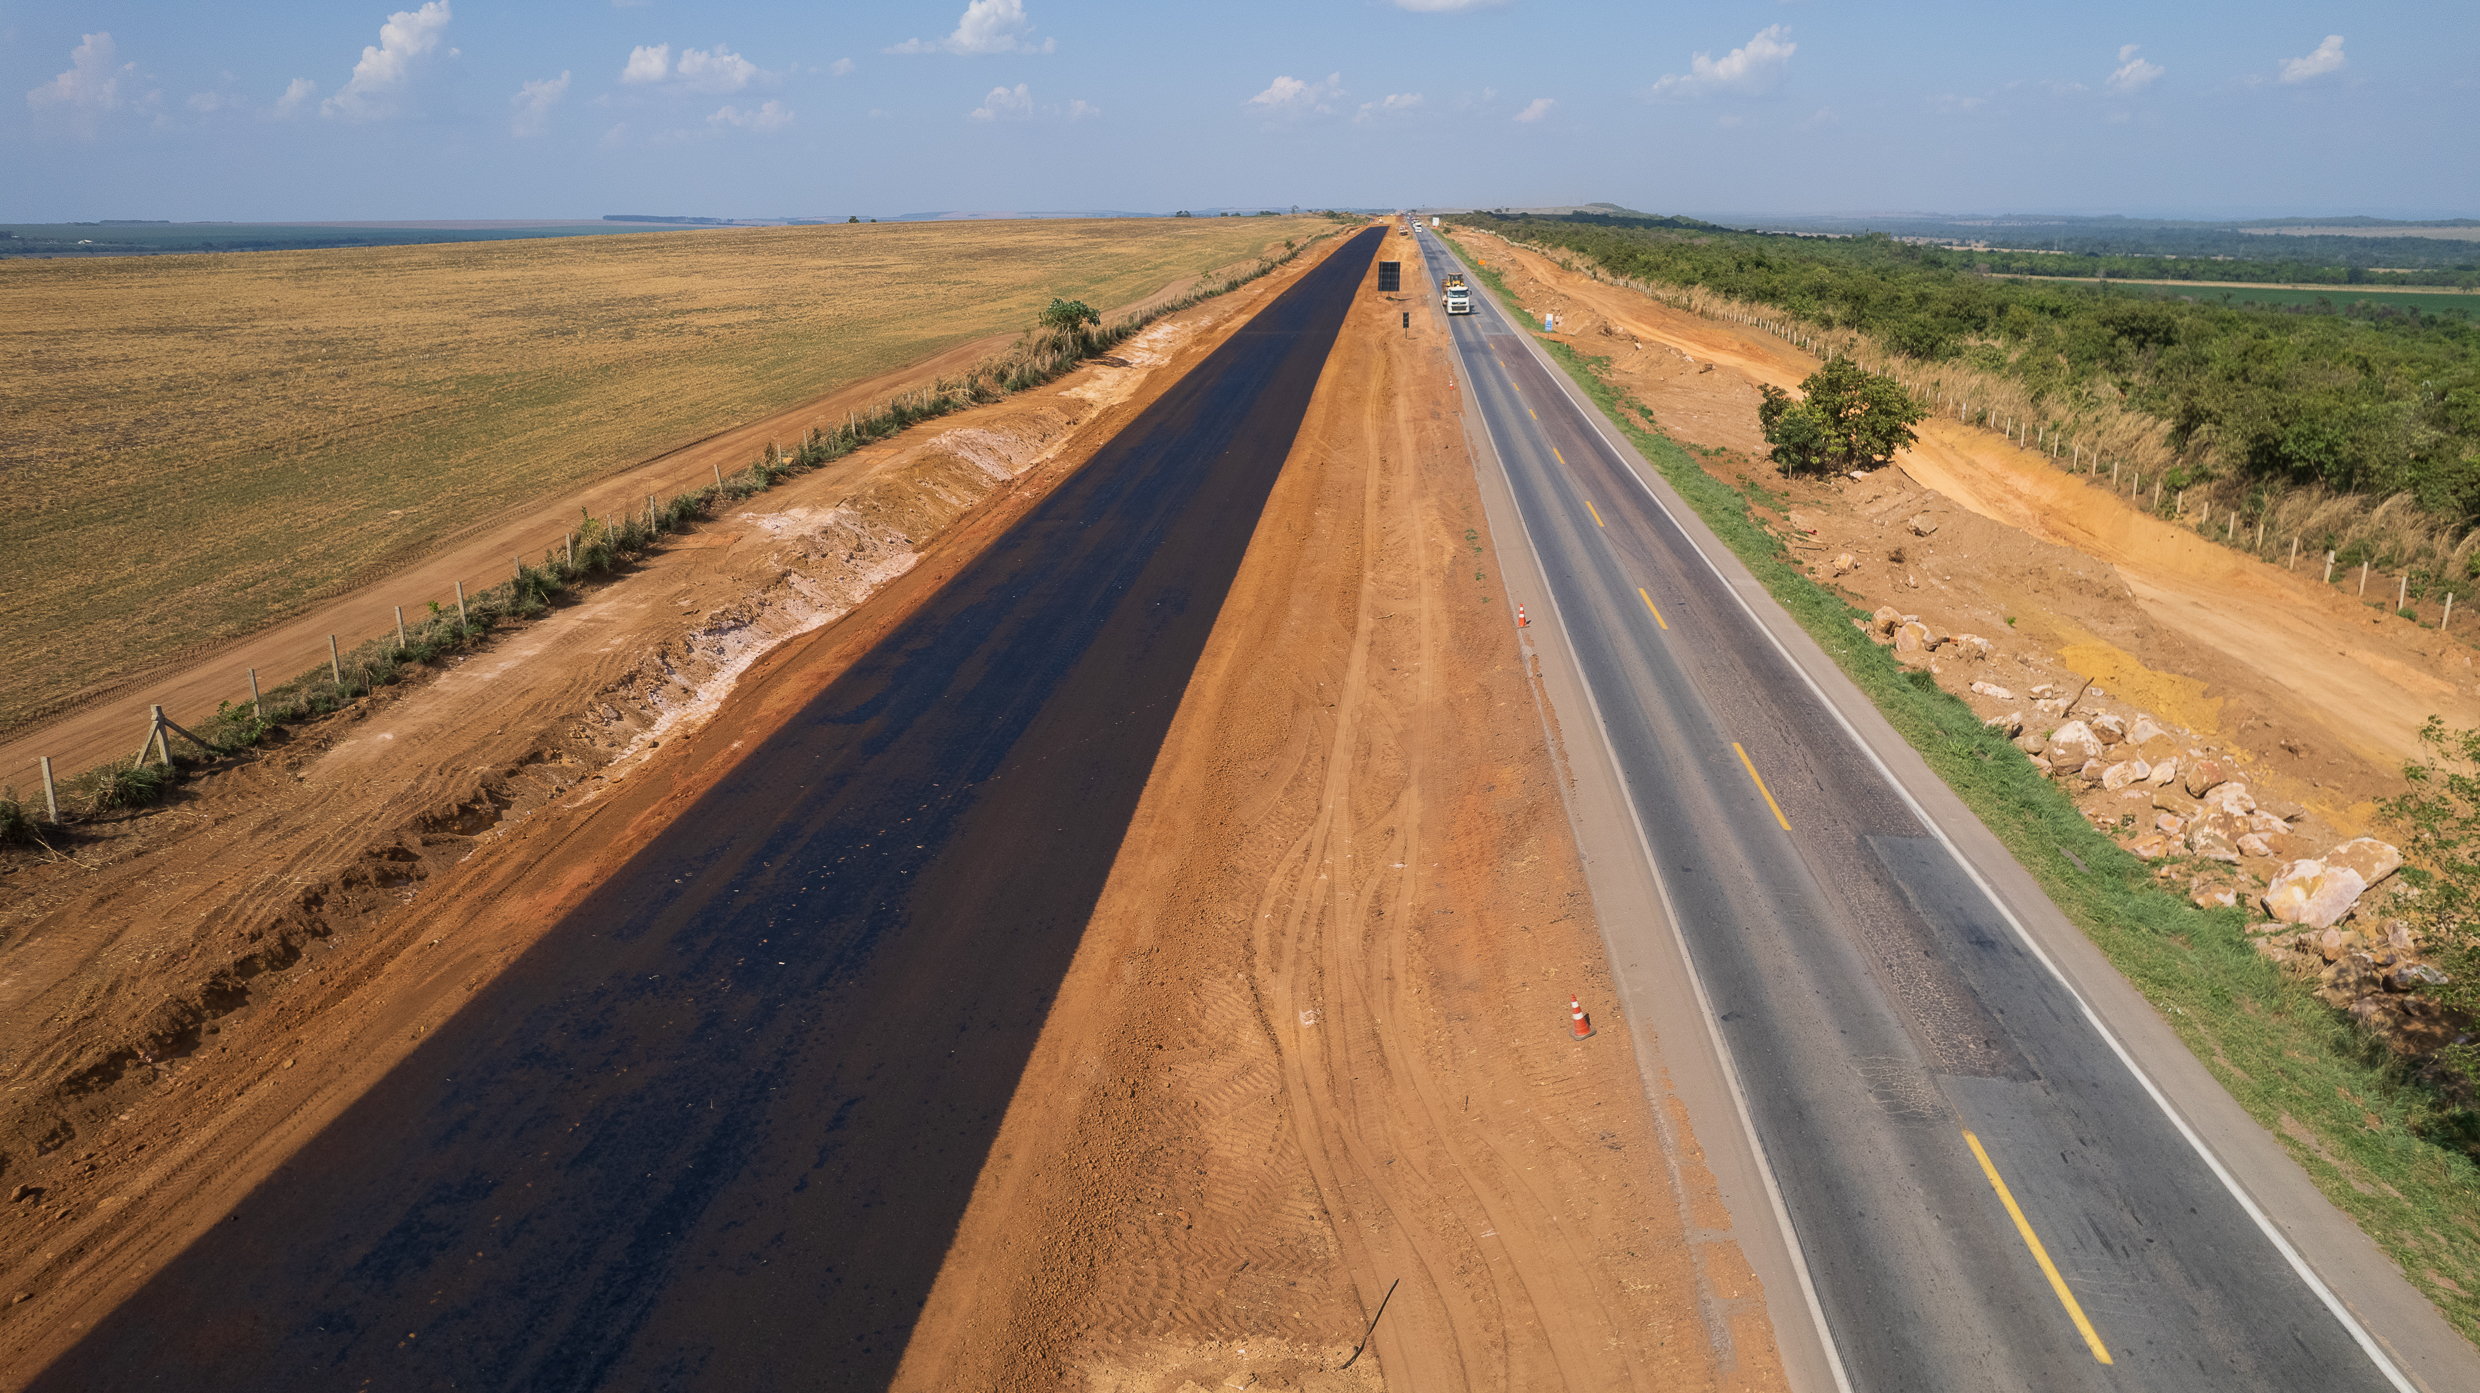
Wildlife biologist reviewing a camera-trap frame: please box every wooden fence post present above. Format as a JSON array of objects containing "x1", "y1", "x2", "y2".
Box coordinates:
[
  {"x1": 2325, "y1": 552, "x2": 2335, "y2": 584},
  {"x1": 2289, "y1": 537, "x2": 2300, "y2": 569},
  {"x1": 455, "y1": 581, "x2": 468, "y2": 626},
  {"x1": 2446, "y1": 594, "x2": 2457, "y2": 632},
  {"x1": 40, "y1": 756, "x2": 58, "y2": 824},
  {"x1": 2400, "y1": 576, "x2": 2409, "y2": 611},
  {"x1": 395, "y1": 605, "x2": 407, "y2": 648},
  {"x1": 329, "y1": 635, "x2": 342, "y2": 684},
  {"x1": 2360, "y1": 562, "x2": 2371, "y2": 597},
  {"x1": 249, "y1": 667, "x2": 262, "y2": 717}
]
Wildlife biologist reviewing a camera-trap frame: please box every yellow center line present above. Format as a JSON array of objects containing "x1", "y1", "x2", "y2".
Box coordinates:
[
  {"x1": 1730, "y1": 742, "x2": 1791, "y2": 830},
  {"x1": 1963, "y1": 1129, "x2": 2115, "y2": 1365},
  {"x1": 1585, "y1": 500, "x2": 1605, "y2": 528},
  {"x1": 1638, "y1": 588, "x2": 1668, "y2": 630}
]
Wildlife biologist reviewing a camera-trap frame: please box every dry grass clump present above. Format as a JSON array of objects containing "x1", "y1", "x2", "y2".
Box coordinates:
[{"x1": 0, "y1": 215, "x2": 1331, "y2": 738}]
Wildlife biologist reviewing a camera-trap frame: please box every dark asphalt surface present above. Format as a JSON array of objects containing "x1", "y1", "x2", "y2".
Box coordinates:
[
  {"x1": 1415, "y1": 228, "x2": 2397, "y2": 1392},
  {"x1": 31, "y1": 226, "x2": 1386, "y2": 1392}
]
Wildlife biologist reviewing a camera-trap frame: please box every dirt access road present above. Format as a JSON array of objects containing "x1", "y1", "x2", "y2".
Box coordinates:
[
  {"x1": 4, "y1": 228, "x2": 1774, "y2": 1390},
  {"x1": 1460, "y1": 228, "x2": 2480, "y2": 812}
]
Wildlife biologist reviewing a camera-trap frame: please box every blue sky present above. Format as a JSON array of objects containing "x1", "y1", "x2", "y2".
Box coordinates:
[{"x1": 7, "y1": 0, "x2": 2473, "y2": 222}]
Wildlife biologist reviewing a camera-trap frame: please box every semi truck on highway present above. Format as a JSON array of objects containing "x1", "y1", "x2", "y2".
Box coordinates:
[{"x1": 1442, "y1": 273, "x2": 1472, "y2": 315}]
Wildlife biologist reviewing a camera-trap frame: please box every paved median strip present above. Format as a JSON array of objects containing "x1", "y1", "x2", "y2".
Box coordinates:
[
  {"x1": 1963, "y1": 1128, "x2": 2115, "y2": 1365},
  {"x1": 1730, "y1": 741, "x2": 1791, "y2": 830},
  {"x1": 1637, "y1": 587, "x2": 1669, "y2": 631}
]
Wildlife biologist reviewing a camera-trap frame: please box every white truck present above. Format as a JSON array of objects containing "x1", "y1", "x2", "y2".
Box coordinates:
[{"x1": 1442, "y1": 272, "x2": 1472, "y2": 315}]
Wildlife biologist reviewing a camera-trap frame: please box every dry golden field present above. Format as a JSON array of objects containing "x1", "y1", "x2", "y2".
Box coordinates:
[{"x1": 0, "y1": 215, "x2": 1332, "y2": 737}]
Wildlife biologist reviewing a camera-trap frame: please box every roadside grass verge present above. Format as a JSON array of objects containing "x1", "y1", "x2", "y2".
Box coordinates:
[
  {"x1": 1441, "y1": 230, "x2": 2480, "y2": 1343},
  {"x1": 20, "y1": 230, "x2": 1344, "y2": 827}
]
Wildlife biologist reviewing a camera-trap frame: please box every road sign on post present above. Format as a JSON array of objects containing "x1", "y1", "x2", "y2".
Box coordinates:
[{"x1": 1377, "y1": 261, "x2": 1401, "y2": 292}]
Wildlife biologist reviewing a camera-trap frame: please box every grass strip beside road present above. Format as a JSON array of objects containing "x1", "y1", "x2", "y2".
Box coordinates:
[{"x1": 1438, "y1": 230, "x2": 2480, "y2": 1345}]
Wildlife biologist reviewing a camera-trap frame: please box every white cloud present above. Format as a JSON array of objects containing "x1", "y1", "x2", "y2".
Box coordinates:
[
  {"x1": 965, "y1": 83, "x2": 1091, "y2": 121},
  {"x1": 622, "y1": 43, "x2": 670, "y2": 83},
  {"x1": 1354, "y1": 91, "x2": 1424, "y2": 122},
  {"x1": 323, "y1": 1, "x2": 453, "y2": 121},
  {"x1": 892, "y1": 0, "x2": 1055, "y2": 56},
  {"x1": 511, "y1": 71, "x2": 569, "y2": 135},
  {"x1": 709, "y1": 99, "x2": 792, "y2": 131},
  {"x1": 1931, "y1": 93, "x2": 1986, "y2": 114},
  {"x1": 676, "y1": 47, "x2": 758, "y2": 92},
  {"x1": 26, "y1": 32, "x2": 123, "y2": 123},
  {"x1": 830, "y1": 57, "x2": 856, "y2": 77},
  {"x1": 274, "y1": 77, "x2": 318, "y2": 116},
  {"x1": 2107, "y1": 45, "x2": 2164, "y2": 93},
  {"x1": 2280, "y1": 34, "x2": 2345, "y2": 83},
  {"x1": 1246, "y1": 72, "x2": 1345, "y2": 117},
  {"x1": 188, "y1": 91, "x2": 230, "y2": 113},
  {"x1": 970, "y1": 83, "x2": 1034, "y2": 120},
  {"x1": 1646, "y1": 24, "x2": 1795, "y2": 100},
  {"x1": 1513, "y1": 97, "x2": 1554, "y2": 123},
  {"x1": 622, "y1": 44, "x2": 761, "y2": 93}
]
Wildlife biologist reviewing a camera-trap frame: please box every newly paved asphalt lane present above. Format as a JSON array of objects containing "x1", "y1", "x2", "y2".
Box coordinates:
[
  {"x1": 30, "y1": 227, "x2": 1387, "y2": 1392},
  {"x1": 1412, "y1": 227, "x2": 2402, "y2": 1392}
]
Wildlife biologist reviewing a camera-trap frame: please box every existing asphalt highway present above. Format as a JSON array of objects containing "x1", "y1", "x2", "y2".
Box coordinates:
[
  {"x1": 1410, "y1": 224, "x2": 2434, "y2": 1392},
  {"x1": 27, "y1": 226, "x2": 1387, "y2": 1391}
]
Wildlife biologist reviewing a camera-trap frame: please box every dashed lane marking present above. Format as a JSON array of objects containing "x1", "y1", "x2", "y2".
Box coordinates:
[
  {"x1": 1964, "y1": 1129, "x2": 2115, "y2": 1365},
  {"x1": 1731, "y1": 741, "x2": 1791, "y2": 831},
  {"x1": 1638, "y1": 588, "x2": 1668, "y2": 630}
]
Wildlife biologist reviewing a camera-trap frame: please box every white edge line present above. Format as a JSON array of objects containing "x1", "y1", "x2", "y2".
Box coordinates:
[
  {"x1": 1477, "y1": 238, "x2": 2420, "y2": 1393},
  {"x1": 1432, "y1": 232, "x2": 1859, "y2": 1393}
]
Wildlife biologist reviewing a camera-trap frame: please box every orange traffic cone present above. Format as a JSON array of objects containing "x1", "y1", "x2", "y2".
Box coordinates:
[
  {"x1": 1516, "y1": 604, "x2": 1529, "y2": 628},
  {"x1": 1569, "y1": 995, "x2": 1594, "y2": 1041}
]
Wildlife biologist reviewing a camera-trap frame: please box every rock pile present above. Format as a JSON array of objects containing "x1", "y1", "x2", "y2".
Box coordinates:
[{"x1": 1854, "y1": 610, "x2": 2460, "y2": 1053}]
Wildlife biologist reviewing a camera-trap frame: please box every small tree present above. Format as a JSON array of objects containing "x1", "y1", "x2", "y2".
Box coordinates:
[
  {"x1": 1757, "y1": 357, "x2": 1925, "y2": 476},
  {"x1": 1032, "y1": 297, "x2": 1103, "y2": 360},
  {"x1": 1039, "y1": 298, "x2": 1099, "y2": 334}
]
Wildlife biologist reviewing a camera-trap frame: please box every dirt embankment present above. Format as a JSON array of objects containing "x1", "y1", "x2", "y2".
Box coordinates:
[
  {"x1": 889, "y1": 235, "x2": 1779, "y2": 1391},
  {"x1": 0, "y1": 247, "x2": 1340, "y2": 1383}
]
